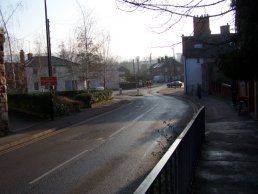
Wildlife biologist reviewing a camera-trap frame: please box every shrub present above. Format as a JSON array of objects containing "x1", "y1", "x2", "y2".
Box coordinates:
[
  {"x1": 54, "y1": 96, "x2": 84, "y2": 116},
  {"x1": 75, "y1": 89, "x2": 113, "y2": 108},
  {"x1": 74, "y1": 93, "x2": 92, "y2": 108}
]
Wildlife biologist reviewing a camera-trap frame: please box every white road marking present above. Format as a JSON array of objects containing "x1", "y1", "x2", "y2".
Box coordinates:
[
  {"x1": 96, "y1": 137, "x2": 105, "y2": 141},
  {"x1": 109, "y1": 103, "x2": 160, "y2": 138},
  {"x1": 109, "y1": 114, "x2": 144, "y2": 138},
  {"x1": 29, "y1": 149, "x2": 88, "y2": 184},
  {"x1": 132, "y1": 114, "x2": 144, "y2": 122},
  {"x1": 109, "y1": 126, "x2": 126, "y2": 138}
]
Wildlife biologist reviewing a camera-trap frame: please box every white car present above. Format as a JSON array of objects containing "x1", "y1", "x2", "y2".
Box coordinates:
[
  {"x1": 167, "y1": 81, "x2": 183, "y2": 88},
  {"x1": 95, "y1": 86, "x2": 105, "y2": 91}
]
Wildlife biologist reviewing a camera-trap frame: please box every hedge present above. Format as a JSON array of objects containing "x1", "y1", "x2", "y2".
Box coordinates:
[
  {"x1": 8, "y1": 93, "x2": 50, "y2": 118},
  {"x1": 8, "y1": 89, "x2": 113, "y2": 118}
]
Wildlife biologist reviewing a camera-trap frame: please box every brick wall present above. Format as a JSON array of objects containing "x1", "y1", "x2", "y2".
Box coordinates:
[{"x1": 0, "y1": 30, "x2": 8, "y2": 136}]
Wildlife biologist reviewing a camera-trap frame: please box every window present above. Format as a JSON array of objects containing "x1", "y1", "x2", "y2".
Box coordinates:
[
  {"x1": 34, "y1": 82, "x2": 39, "y2": 90},
  {"x1": 33, "y1": 68, "x2": 38, "y2": 75},
  {"x1": 52, "y1": 67, "x2": 56, "y2": 75},
  {"x1": 45, "y1": 85, "x2": 50, "y2": 90},
  {"x1": 194, "y1": 44, "x2": 203, "y2": 49},
  {"x1": 65, "y1": 80, "x2": 77, "y2": 90}
]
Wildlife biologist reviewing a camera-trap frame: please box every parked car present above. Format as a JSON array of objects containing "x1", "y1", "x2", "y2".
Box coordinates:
[
  {"x1": 95, "y1": 86, "x2": 105, "y2": 91},
  {"x1": 167, "y1": 81, "x2": 183, "y2": 88}
]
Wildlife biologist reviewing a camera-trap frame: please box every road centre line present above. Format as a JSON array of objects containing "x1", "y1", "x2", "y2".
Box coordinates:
[
  {"x1": 109, "y1": 126, "x2": 126, "y2": 138},
  {"x1": 29, "y1": 149, "x2": 88, "y2": 185},
  {"x1": 109, "y1": 104, "x2": 159, "y2": 138},
  {"x1": 109, "y1": 113, "x2": 144, "y2": 138}
]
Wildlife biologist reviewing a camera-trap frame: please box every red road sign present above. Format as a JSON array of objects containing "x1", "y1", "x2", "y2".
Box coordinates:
[{"x1": 40, "y1": 77, "x2": 57, "y2": 86}]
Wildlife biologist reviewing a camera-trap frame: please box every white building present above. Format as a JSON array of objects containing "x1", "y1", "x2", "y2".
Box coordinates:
[{"x1": 25, "y1": 54, "x2": 84, "y2": 92}]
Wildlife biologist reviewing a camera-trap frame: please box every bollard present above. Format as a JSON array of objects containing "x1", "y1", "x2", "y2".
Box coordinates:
[
  {"x1": 137, "y1": 88, "x2": 139, "y2": 95},
  {"x1": 119, "y1": 88, "x2": 122, "y2": 95}
]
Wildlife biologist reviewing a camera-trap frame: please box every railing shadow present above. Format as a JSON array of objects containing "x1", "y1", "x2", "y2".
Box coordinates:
[{"x1": 134, "y1": 106, "x2": 205, "y2": 194}]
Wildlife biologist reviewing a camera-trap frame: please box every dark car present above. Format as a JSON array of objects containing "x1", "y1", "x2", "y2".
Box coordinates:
[{"x1": 167, "y1": 81, "x2": 183, "y2": 88}]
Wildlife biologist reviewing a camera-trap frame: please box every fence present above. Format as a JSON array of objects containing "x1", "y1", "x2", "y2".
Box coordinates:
[{"x1": 134, "y1": 106, "x2": 205, "y2": 194}]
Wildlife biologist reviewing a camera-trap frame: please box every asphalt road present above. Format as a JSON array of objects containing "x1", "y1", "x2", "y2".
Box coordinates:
[{"x1": 0, "y1": 87, "x2": 193, "y2": 194}]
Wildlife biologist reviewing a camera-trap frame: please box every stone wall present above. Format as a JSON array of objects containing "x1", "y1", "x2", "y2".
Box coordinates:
[{"x1": 0, "y1": 30, "x2": 8, "y2": 136}]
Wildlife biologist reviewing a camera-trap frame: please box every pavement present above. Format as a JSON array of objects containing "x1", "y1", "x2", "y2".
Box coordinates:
[{"x1": 191, "y1": 95, "x2": 258, "y2": 194}]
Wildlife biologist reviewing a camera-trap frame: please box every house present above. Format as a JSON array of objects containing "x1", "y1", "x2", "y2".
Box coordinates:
[
  {"x1": 25, "y1": 53, "x2": 84, "y2": 92},
  {"x1": 118, "y1": 66, "x2": 130, "y2": 77},
  {"x1": 149, "y1": 56, "x2": 184, "y2": 83},
  {"x1": 182, "y1": 15, "x2": 235, "y2": 94}
]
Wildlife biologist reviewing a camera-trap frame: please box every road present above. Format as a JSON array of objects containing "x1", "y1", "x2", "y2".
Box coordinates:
[{"x1": 0, "y1": 86, "x2": 194, "y2": 194}]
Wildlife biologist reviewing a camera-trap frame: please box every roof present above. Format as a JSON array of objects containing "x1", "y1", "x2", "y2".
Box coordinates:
[
  {"x1": 150, "y1": 58, "x2": 182, "y2": 70},
  {"x1": 182, "y1": 33, "x2": 236, "y2": 58},
  {"x1": 25, "y1": 56, "x2": 79, "y2": 67},
  {"x1": 118, "y1": 66, "x2": 130, "y2": 72}
]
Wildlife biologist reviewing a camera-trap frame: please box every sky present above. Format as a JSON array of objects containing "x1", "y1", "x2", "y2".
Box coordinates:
[{"x1": 0, "y1": 0, "x2": 235, "y2": 61}]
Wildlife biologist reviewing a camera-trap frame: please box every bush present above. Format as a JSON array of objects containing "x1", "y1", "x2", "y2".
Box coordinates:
[
  {"x1": 75, "y1": 89, "x2": 113, "y2": 108},
  {"x1": 74, "y1": 93, "x2": 92, "y2": 108},
  {"x1": 54, "y1": 96, "x2": 84, "y2": 116}
]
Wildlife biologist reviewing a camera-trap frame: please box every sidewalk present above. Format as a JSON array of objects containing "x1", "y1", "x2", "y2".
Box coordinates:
[
  {"x1": 192, "y1": 95, "x2": 258, "y2": 194},
  {"x1": 0, "y1": 99, "x2": 130, "y2": 154}
]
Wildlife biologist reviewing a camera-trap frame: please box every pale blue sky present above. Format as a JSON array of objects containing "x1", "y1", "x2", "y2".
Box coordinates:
[{"x1": 1, "y1": 0, "x2": 234, "y2": 61}]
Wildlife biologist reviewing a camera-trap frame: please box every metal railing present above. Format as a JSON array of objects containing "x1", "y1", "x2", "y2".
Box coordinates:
[{"x1": 134, "y1": 106, "x2": 205, "y2": 194}]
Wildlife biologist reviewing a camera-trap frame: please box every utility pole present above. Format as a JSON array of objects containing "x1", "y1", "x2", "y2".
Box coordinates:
[
  {"x1": 172, "y1": 48, "x2": 176, "y2": 81},
  {"x1": 136, "y1": 56, "x2": 140, "y2": 85},
  {"x1": 44, "y1": 0, "x2": 54, "y2": 121}
]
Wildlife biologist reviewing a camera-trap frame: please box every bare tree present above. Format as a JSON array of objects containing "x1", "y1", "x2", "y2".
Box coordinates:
[
  {"x1": 33, "y1": 33, "x2": 47, "y2": 56},
  {"x1": 58, "y1": 40, "x2": 76, "y2": 62},
  {"x1": 117, "y1": 0, "x2": 235, "y2": 32},
  {"x1": 99, "y1": 32, "x2": 111, "y2": 88},
  {"x1": 75, "y1": 1, "x2": 99, "y2": 90},
  {"x1": 57, "y1": 38, "x2": 79, "y2": 90},
  {"x1": 0, "y1": 1, "x2": 23, "y2": 91}
]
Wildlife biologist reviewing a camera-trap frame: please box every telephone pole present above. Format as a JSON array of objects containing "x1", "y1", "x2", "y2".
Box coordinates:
[{"x1": 44, "y1": 0, "x2": 54, "y2": 121}]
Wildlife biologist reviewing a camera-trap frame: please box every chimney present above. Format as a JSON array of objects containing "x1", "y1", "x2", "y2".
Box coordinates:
[
  {"x1": 20, "y1": 50, "x2": 25, "y2": 64},
  {"x1": 193, "y1": 15, "x2": 211, "y2": 36},
  {"x1": 220, "y1": 24, "x2": 230, "y2": 34},
  {"x1": 165, "y1": 56, "x2": 168, "y2": 62},
  {"x1": 27, "y1": 53, "x2": 33, "y2": 60}
]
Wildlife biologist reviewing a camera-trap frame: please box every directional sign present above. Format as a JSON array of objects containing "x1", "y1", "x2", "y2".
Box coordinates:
[{"x1": 40, "y1": 77, "x2": 57, "y2": 86}]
